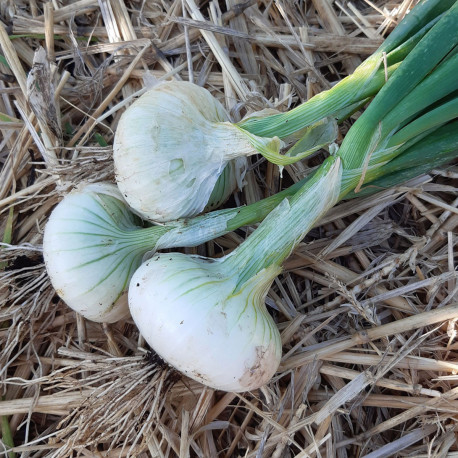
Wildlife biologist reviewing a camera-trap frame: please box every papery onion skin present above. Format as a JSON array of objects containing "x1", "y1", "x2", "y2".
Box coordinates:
[
  {"x1": 113, "y1": 81, "x2": 258, "y2": 223},
  {"x1": 129, "y1": 253, "x2": 282, "y2": 392},
  {"x1": 43, "y1": 183, "x2": 156, "y2": 323}
]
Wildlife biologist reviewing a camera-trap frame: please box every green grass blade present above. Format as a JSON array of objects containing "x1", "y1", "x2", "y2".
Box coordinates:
[
  {"x1": 1, "y1": 396, "x2": 16, "y2": 458},
  {"x1": 0, "y1": 207, "x2": 13, "y2": 270}
]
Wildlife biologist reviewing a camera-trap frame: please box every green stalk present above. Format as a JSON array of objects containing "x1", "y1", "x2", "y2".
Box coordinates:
[
  {"x1": 219, "y1": 114, "x2": 457, "y2": 289},
  {"x1": 219, "y1": 118, "x2": 458, "y2": 285},
  {"x1": 386, "y1": 121, "x2": 458, "y2": 169},
  {"x1": 345, "y1": 120, "x2": 458, "y2": 197},
  {"x1": 338, "y1": 3, "x2": 458, "y2": 170},
  {"x1": 381, "y1": 55, "x2": 458, "y2": 143},
  {"x1": 238, "y1": 64, "x2": 397, "y2": 139},
  {"x1": 387, "y1": 96, "x2": 458, "y2": 148},
  {"x1": 238, "y1": 0, "x2": 455, "y2": 140},
  {"x1": 222, "y1": 156, "x2": 342, "y2": 290},
  {"x1": 152, "y1": 119, "x2": 458, "y2": 252},
  {"x1": 347, "y1": 152, "x2": 458, "y2": 199}
]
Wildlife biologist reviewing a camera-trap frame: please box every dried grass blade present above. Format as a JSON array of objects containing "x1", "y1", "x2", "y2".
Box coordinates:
[
  {"x1": 360, "y1": 424, "x2": 437, "y2": 458},
  {"x1": 184, "y1": 0, "x2": 250, "y2": 101},
  {"x1": 281, "y1": 302, "x2": 458, "y2": 370}
]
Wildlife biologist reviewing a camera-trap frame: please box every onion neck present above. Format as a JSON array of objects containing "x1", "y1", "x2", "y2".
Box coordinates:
[{"x1": 222, "y1": 156, "x2": 342, "y2": 292}]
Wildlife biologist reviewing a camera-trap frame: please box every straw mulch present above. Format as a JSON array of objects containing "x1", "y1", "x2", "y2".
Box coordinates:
[{"x1": 1, "y1": 0, "x2": 457, "y2": 456}]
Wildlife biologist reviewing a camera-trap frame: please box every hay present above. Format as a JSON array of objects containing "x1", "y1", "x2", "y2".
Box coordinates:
[{"x1": 0, "y1": 0, "x2": 457, "y2": 456}]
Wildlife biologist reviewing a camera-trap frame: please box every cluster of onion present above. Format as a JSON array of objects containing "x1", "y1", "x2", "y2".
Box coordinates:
[
  {"x1": 44, "y1": 80, "x2": 340, "y2": 391},
  {"x1": 43, "y1": 0, "x2": 458, "y2": 393}
]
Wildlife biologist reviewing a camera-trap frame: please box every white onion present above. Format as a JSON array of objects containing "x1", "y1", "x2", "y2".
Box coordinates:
[
  {"x1": 129, "y1": 157, "x2": 342, "y2": 391},
  {"x1": 43, "y1": 182, "x2": 163, "y2": 323},
  {"x1": 129, "y1": 255, "x2": 282, "y2": 392},
  {"x1": 113, "y1": 81, "x2": 281, "y2": 223}
]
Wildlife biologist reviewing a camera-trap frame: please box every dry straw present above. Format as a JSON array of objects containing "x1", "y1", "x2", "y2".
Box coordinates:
[{"x1": 0, "y1": 0, "x2": 457, "y2": 457}]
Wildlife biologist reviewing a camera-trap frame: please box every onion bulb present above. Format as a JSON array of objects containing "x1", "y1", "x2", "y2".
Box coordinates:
[
  {"x1": 43, "y1": 182, "x2": 167, "y2": 323},
  {"x1": 130, "y1": 255, "x2": 282, "y2": 392},
  {"x1": 113, "y1": 81, "x2": 284, "y2": 223},
  {"x1": 129, "y1": 156, "x2": 342, "y2": 391}
]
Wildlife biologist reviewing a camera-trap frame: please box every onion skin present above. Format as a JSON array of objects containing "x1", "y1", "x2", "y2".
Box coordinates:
[
  {"x1": 113, "y1": 81, "x2": 257, "y2": 223},
  {"x1": 43, "y1": 183, "x2": 150, "y2": 323},
  {"x1": 128, "y1": 253, "x2": 282, "y2": 392}
]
